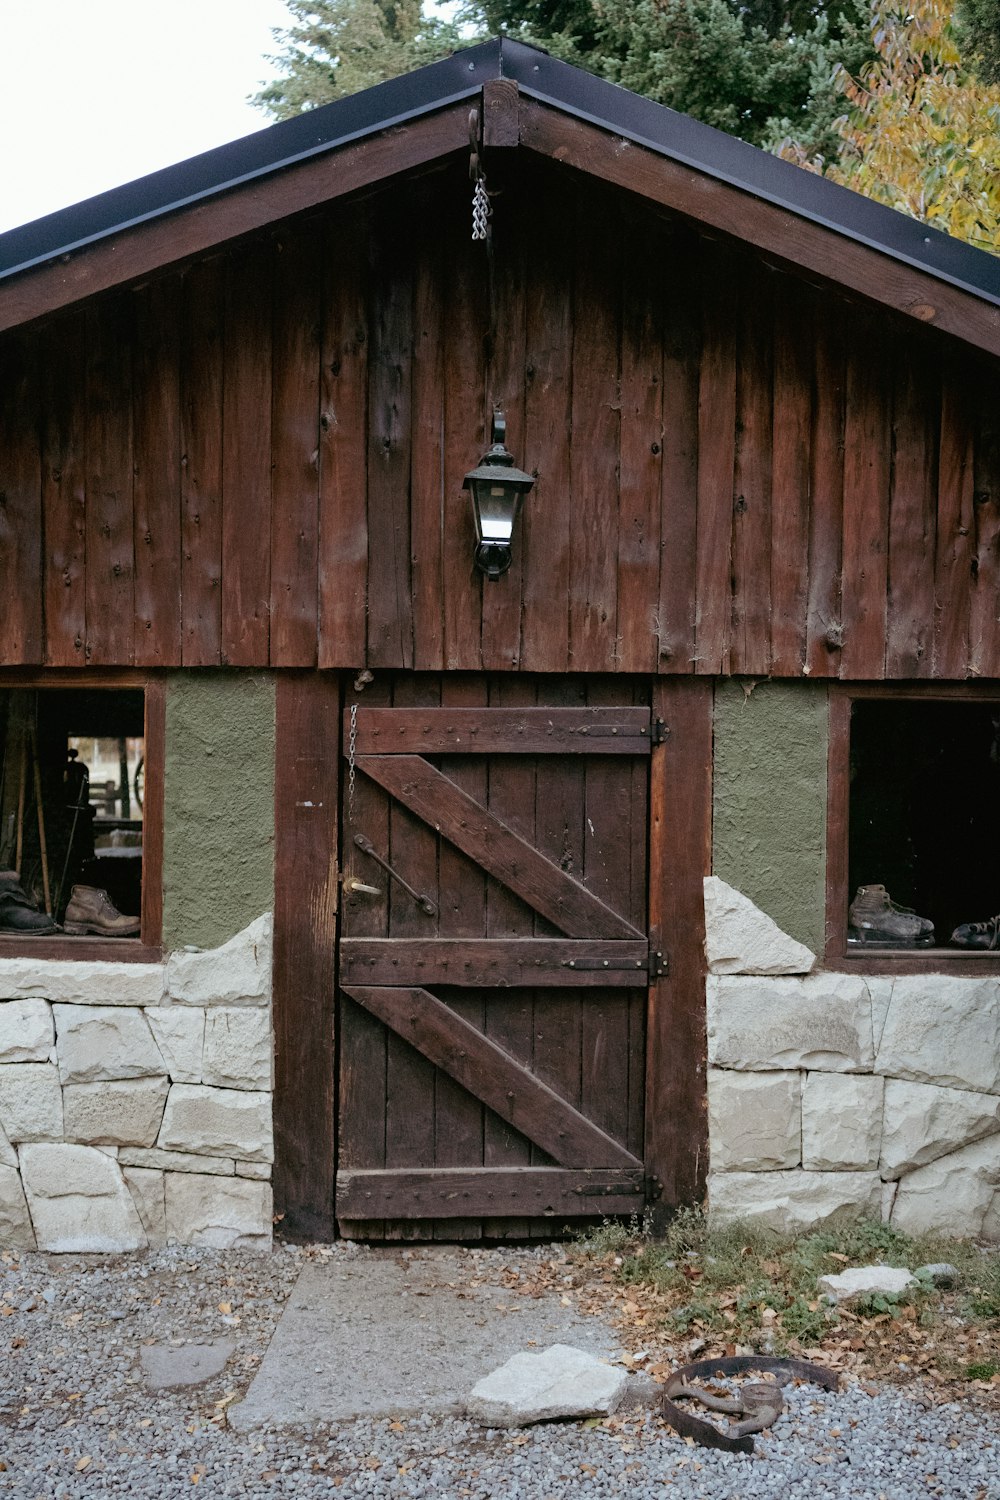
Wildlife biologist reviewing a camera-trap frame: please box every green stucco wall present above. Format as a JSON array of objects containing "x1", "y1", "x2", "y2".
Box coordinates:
[
  {"x1": 713, "y1": 681, "x2": 828, "y2": 954},
  {"x1": 163, "y1": 674, "x2": 275, "y2": 951}
]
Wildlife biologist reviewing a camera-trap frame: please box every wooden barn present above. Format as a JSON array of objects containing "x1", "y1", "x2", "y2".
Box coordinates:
[{"x1": 0, "y1": 39, "x2": 999, "y2": 1254}]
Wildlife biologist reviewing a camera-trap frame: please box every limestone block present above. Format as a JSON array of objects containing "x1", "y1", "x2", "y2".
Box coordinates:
[
  {"x1": 468, "y1": 1345, "x2": 629, "y2": 1426},
  {"x1": 0, "y1": 1163, "x2": 36, "y2": 1250},
  {"x1": 868, "y1": 978, "x2": 894, "y2": 1053},
  {"x1": 817, "y1": 1265, "x2": 916, "y2": 1303},
  {"x1": 163, "y1": 1173, "x2": 272, "y2": 1249},
  {"x1": 0, "y1": 957, "x2": 163, "y2": 1006},
  {"x1": 235, "y1": 1161, "x2": 271, "y2": 1180},
  {"x1": 63, "y1": 1078, "x2": 169, "y2": 1147},
  {"x1": 801, "y1": 1074, "x2": 884, "y2": 1170},
  {"x1": 158, "y1": 1084, "x2": 272, "y2": 1162},
  {"x1": 875, "y1": 976, "x2": 1000, "y2": 1094},
  {"x1": 708, "y1": 1069, "x2": 800, "y2": 1170},
  {"x1": 123, "y1": 1166, "x2": 166, "y2": 1245},
  {"x1": 709, "y1": 1169, "x2": 881, "y2": 1234},
  {"x1": 19, "y1": 1143, "x2": 146, "y2": 1252},
  {"x1": 707, "y1": 974, "x2": 873, "y2": 1073},
  {"x1": 54, "y1": 1005, "x2": 163, "y2": 1083},
  {"x1": 0, "y1": 999, "x2": 54, "y2": 1063},
  {"x1": 167, "y1": 914, "x2": 272, "y2": 1007},
  {"x1": 0, "y1": 1119, "x2": 17, "y2": 1169},
  {"x1": 890, "y1": 1134, "x2": 1000, "y2": 1239},
  {"x1": 145, "y1": 1007, "x2": 204, "y2": 1083},
  {"x1": 703, "y1": 877, "x2": 816, "y2": 976},
  {"x1": 202, "y1": 1008, "x2": 272, "y2": 1091},
  {"x1": 881, "y1": 1079, "x2": 1000, "y2": 1180},
  {"x1": 119, "y1": 1147, "x2": 234, "y2": 1175},
  {"x1": 0, "y1": 1063, "x2": 62, "y2": 1142}
]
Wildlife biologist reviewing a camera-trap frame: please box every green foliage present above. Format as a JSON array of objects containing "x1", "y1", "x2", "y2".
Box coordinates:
[
  {"x1": 967, "y1": 1360, "x2": 1000, "y2": 1378},
  {"x1": 956, "y1": 0, "x2": 1000, "y2": 81},
  {"x1": 253, "y1": 0, "x2": 468, "y2": 117}
]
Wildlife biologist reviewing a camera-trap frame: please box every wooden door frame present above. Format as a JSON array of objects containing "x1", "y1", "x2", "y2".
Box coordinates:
[{"x1": 271, "y1": 671, "x2": 712, "y2": 1241}]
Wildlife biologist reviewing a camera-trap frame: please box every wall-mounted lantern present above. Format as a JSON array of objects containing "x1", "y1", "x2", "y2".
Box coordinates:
[{"x1": 463, "y1": 411, "x2": 534, "y2": 582}]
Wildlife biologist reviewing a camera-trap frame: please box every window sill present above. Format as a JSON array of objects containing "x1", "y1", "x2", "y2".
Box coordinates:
[
  {"x1": 0, "y1": 936, "x2": 162, "y2": 964},
  {"x1": 828, "y1": 946, "x2": 1000, "y2": 976}
]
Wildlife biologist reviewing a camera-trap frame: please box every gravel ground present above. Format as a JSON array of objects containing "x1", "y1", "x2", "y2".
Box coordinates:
[{"x1": 1, "y1": 1242, "x2": 1000, "y2": 1499}]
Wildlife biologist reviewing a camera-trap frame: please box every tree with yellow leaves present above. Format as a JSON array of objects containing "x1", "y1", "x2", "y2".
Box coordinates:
[{"x1": 780, "y1": 0, "x2": 1000, "y2": 254}]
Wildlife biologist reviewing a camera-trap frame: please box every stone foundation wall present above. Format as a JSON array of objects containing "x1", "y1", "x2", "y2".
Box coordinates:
[
  {"x1": 0, "y1": 915, "x2": 273, "y2": 1253},
  {"x1": 705, "y1": 877, "x2": 1000, "y2": 1240}
]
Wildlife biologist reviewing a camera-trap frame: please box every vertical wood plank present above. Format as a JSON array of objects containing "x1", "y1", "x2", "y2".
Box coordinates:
[
  {"x1": 273, "y1": 672, "x2": 339, "y2": 1241},
  {"x1": 410, "y1": 194, "x2": 446, "y2": 672},
  {"x1": 569, "y1": 199, "x2": 621, "y2": 672},
  {"x1": 657, "y1": 229, "x2": 700, "y2": 675},
  {"x1": 647, "y1": 678, "x2": 712, "y2": 1219},
  {"x1": 41, "y1": 315, "x2": 87, "y2": 666},
  {"x1": 970, "y1": 374, "x2": 1000, "y2": 680},
  {"x1": 805, "y1": 299, "x2": 845, "y2": 677},
  {"x1": 617, "y1": 212, "x2": 663, "y2": 674},
  {"x1": 318, "y1": 206, "x2": 369, "y2": 669},
  {"x1": 366, "y1": 203, "x2": 414, "y2": 670},
  {"x1": 769, "y1": 278, "x2": 812, "y2": 676},
  {"x1": 180, "y1": 258, "x2": 224, "y2": 667},
  {"x1": 520, "y1": 173, "x2": 572, "y2": 673},
  {"x1": 270, "y1": 225, "x2": 321, "y2": 667},
  {"x1": 0, "y1": 335, "x2": 42, "y2": 664},
  {"x1": 481, "y1": 175, "x2": 528, "y2": 672},
  {"x1": 442, "y1": 215, "x2": 487, "y2": 671},
  {"x1": 840, "y1": 310, "x2": 890, "y2": 680},
  {"x1": 141, "y1": 680, "x2": 166, "y2": 950},
  {"x1": 729, "y1": 262, "x2": 773, "y2": 676},
  {"x1": 885, "y1": 348, "x2": 937, "y2": 678},
  {"x1": 694, "y1": 247, "x2": 737, "y2": 676},
  {"x1": 132, "y1": 278, "x2": 182, "y2": 667},
  {"x1": 222, "y1": 240, "x2": 272, "y2": 666},
  {"x1": 85, "y1": 294, "x2": 134, "y2": 664},
  {"x1": 933, "y1": 367, "x2": 975, "y2": 678}
]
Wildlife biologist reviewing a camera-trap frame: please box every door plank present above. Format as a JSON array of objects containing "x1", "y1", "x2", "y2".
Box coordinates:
[
  {"x1": 350, "y1": 706, "x2": 653, "y2": 755},
  {"x1": 356, "y1": 754, "x2": 643, "y2": 940},
  {"x1": 337, "y1": 1167, "x2": 645, "y2": 1219},
  {"x1": 342, "y1": 985, "x2": 641, "y2": 1170},
  {"x1": 340, "y1": 938, "x2": 648, "y2": 987}
]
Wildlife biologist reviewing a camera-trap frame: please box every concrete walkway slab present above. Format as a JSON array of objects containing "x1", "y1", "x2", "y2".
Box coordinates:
[{"x1": 229, "y1": 1249, "x2": 620, "y2": 1430}]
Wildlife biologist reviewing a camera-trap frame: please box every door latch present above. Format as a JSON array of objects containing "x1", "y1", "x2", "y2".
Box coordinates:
[{"x1": 353, "y1": 833, "x2": 438, "y2": 917}]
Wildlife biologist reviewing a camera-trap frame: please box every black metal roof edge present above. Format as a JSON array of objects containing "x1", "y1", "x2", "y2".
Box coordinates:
[
  {"x1": 0, "y1": 33, "x2": 997, "y2": 312},
  {"x1": 0, "y1": 40, "x2": 503, "y2": 284},
  {"x1": 498, "y1": 39, "x2": 1000, "y2": 309}
]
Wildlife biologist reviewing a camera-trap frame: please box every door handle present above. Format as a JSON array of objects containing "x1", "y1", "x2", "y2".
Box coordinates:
[
  {"x1": 353, "y1": 833, "x2": 438, "y2": 917},
  {"x1": 342, "y1": 876, "x2": 381, "y2": 896}
]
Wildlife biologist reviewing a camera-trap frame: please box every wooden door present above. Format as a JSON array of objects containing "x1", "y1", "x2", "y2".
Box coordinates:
[{"x1": 335, "y1": 676, "x2": 658, "y2": 1239}]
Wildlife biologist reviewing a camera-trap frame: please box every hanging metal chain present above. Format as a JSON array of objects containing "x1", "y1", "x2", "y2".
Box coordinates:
[
  {"x1": 472, "y1": 176, "x2": 492, "y2": 242},
  {"x1": 347, "y1": 702, "x2": 358, "y2": 825}
]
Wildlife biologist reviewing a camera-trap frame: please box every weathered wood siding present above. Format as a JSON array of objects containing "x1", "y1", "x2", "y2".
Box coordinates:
[{"x1": 2, "y1": 156, "x2": 998, "y2": 678}]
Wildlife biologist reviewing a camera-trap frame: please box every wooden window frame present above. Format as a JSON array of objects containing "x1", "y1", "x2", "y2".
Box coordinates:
[
  {"x1": 826, "y1": 682, "x2": 1000, "y2": 975},
  {"x1": 0, "y1": 671, "x2": 163, "y2": 963}
]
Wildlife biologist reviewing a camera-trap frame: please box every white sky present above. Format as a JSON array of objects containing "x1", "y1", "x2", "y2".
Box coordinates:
[{"x1": 0, "y1": 0, "x2": 295, "y2": 233}]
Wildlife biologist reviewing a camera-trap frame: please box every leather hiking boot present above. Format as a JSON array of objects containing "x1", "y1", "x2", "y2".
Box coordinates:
[
  {"x1": 951, "y1": 915, "x2": 1000, "y2": 950},
  {"x1": 63, "y1": 885, "x2": 140, "y2": 938},
  {"x1": 0, "y1": 871, "x2": 60, "y2": 935},
  {"x1": 848, "y1": 884, "x2": 935, "y2": 947}
]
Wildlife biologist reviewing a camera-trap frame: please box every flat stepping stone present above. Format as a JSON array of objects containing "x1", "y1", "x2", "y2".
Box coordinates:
[
  {"x1": 140, "y1": 1339, "x2": 235, "y2": 1390},
  {"x1": 468, "y1": 1343, "x2": 628, "y2": 1427}
]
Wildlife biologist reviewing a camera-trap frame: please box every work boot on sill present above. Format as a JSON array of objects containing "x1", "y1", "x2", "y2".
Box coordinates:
[
  {"x1": 848, "y1": 884, "x2": 935, "y2": 947},
  {"x1": 0, "y1": 869, "x2": 60, "y2": 935},
  {"x1": 63, "y1": 884, "x2": 140, "y2": 938}
]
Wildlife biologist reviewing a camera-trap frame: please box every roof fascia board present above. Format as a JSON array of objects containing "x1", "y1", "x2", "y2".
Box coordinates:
[
  {"x1": 519, "y1": 97, "x2": 1000, "y2": 360},
  {"x1": 0, "y1": 104, "x2": 471, "y2": 337},
  {"x1": 499, "y1": 39, "x2": 1000, "y2": 313}
]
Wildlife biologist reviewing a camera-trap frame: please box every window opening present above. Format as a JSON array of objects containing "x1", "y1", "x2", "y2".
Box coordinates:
[
  {"x1": 848, "y1": 699, "x2": 1000, "y2": 951},
  {"x1": 0, "y1": 688, "x2": 145, "y2": 940}
]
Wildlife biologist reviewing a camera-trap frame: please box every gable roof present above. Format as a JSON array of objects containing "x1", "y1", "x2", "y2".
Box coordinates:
[{"x1": 1, "y1": 37, "x2": 998, "y2": 354}]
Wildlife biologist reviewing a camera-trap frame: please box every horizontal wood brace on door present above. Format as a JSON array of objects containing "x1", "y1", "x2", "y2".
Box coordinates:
[
  {"x1": 345, "y1": 706, "x2": 654, "y2": 755},
  {"x1": 355, "y1": 754, "x2": 643, "y2": 940},
  {"x1": 342, "y1": 984, "x2": 642, "y2": 1170},
  {"x1": 340, "y1": 938, "x2": 649, "y2": 987},
  {"x1": 337, "y1": 1168, "x2": 645, "y2": 1218}
]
